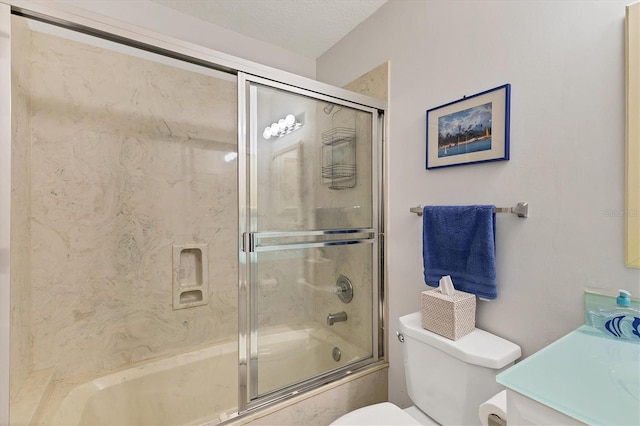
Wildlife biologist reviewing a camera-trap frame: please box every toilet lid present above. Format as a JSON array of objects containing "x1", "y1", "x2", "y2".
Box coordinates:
[{"x1": 330, "y1": 402, "x2": 422, "y2": 426}]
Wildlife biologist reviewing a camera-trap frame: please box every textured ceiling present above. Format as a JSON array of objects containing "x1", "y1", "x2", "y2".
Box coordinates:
[{"x1": 150, "y1": 0, "x2": 387, "y2": 59}]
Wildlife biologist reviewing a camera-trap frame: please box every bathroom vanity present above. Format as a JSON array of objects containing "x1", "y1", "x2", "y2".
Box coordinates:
[{"x1": 497, "y1": 325, "x2": 639, "y2": 425}]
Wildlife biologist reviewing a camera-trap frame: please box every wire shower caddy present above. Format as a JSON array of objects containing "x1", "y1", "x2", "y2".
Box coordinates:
[{"x1": 321, "y1": 126, "x2": 356, "y2": 190}]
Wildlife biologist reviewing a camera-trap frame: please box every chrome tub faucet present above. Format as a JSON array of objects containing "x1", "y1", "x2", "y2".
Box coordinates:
[{"x1": 327, "y1": 311, "x2": 348, "y2": 325}]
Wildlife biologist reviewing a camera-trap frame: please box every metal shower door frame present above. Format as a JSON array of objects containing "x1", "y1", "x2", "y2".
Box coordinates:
[{"x1": 237, "y1": 72, "x2": 384, "y2": 414}]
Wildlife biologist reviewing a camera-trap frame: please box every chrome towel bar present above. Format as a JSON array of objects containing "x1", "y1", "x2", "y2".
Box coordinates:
[{"x1": 410, "y1": 202, "x2": 528, "y2": 218}]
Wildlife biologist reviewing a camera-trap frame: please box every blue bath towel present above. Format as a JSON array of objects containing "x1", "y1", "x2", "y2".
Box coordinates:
[{"x1": 422, "y1": 205, "x2": 497, "y2": 299}]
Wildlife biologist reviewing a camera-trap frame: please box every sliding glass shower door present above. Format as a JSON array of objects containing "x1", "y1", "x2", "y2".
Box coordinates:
[{"x1": 238, "y1": 74, "x2": 382, "y2": 409}]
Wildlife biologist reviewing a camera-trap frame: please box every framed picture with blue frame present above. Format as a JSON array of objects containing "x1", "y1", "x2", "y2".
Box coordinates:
[{"x1": 426, "y1": 84, "x2": 510, "y2": 169}]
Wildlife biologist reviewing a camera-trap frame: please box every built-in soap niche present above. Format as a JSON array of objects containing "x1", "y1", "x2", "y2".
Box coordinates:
[{"x1": 172, "y1": 244, "x2": 209, "y2": 310}]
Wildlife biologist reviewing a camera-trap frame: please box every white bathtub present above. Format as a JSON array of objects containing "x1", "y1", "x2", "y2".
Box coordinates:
[{"x1": 45, "y1": 326, "x2": 365, "y2": 425}]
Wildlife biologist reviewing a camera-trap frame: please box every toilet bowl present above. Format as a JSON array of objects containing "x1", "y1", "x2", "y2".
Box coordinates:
[
  {"x1": 330, "y1": 402, "x2": 423, "y2": 425},
  {"x1": 330, "y1": 312, "x2": 521, "y2": 425}
]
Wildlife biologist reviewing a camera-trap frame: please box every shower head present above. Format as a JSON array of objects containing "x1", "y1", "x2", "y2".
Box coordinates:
[{"x1": 323, "y1": 103, "x2": 335, "y2": 114}]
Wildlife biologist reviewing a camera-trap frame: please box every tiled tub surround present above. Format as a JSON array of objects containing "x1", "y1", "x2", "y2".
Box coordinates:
[
  {"x1": 9, "y1": 16, "x2": 240, "y2": 413},
  {"x1": 9, "y1": 15, "x2": 389, "y2": 425},
  {"x1": 10, "y1": 15, "x2": 34, "y2": 401}
]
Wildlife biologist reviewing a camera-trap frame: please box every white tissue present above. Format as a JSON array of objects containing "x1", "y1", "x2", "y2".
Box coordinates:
[
  {"x1": 438, "y1": 275, "x2": 455, "y2": 296},
  {"x1": 479, "y1": 390, "x2": 507, "y2": 426}
]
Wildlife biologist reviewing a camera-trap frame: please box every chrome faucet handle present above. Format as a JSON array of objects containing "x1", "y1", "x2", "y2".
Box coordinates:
[{"x1": 335, "y1": 275, "x2": 353, "y2": 304}]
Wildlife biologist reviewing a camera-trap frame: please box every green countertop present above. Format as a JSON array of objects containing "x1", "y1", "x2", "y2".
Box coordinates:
[{"x1": 497, "y1": 325, "x2": 640, "y2": 425}]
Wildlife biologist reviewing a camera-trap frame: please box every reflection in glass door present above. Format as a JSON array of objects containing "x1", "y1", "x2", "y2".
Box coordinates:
[{"x1": 238, "y1": 74, "x2": 382, "y2": 410}]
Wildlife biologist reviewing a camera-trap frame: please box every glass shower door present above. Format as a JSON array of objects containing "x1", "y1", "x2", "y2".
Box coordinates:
[{"x1": 239, "y1": 74, "x2": 381, "y2": 408}]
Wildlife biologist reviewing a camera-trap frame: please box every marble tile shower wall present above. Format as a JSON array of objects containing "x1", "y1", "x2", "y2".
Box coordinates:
[
  {"x1": 10, "y1": 16, "x2": 33, "y2": 399},
  {"x1": 253, "y1": 250, "x2": 312, "y2": 328},
  {"x1": 19, "y1": 27, "x2": 238, "y2": 380}
]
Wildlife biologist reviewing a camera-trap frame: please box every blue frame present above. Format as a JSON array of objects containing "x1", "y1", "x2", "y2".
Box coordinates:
[{"x1": 426, "y1": 84, "x2": 510, "y2": 170}]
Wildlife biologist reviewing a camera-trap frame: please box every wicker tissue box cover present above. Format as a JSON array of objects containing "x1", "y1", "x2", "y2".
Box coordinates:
[{"x1": 421, "y1": 288, "x2": 476, "y2": 340}]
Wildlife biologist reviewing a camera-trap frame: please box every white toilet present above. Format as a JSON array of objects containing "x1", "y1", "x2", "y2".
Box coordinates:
[{"x1": 331, "y1": 311, "x2": 521, "y2": 425}]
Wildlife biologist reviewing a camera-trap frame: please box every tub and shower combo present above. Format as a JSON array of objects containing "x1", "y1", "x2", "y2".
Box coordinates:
[{"x1": 0, "y1": 2, "x2": 386, "y2": 424}]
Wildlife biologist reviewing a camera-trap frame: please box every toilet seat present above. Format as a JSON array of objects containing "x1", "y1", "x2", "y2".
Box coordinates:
[{"x1": 330, "y1": 402, "x2": 422, "y2": 425}]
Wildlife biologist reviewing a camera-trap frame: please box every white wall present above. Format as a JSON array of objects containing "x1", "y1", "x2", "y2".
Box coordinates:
[
  {"x1": 317, "y1": 0, "x2": 640, "y2": 407},
  {"x1": 53, "y1": 0, "x2": 316, "y2": 78}
]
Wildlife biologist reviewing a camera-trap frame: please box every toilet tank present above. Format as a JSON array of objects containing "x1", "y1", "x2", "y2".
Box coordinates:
[{"x1": 399, "y1": 312, "x2": 521, "y2": 426}]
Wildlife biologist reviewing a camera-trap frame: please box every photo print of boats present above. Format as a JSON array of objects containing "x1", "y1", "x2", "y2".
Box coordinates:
[{"x1": 437, "y1": 102, "x2": 492, "y2": 158}]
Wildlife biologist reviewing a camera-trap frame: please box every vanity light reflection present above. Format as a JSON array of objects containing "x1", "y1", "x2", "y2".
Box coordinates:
[{"x1": 263, "y1": 114, "x2": 302, "y2": 139}]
